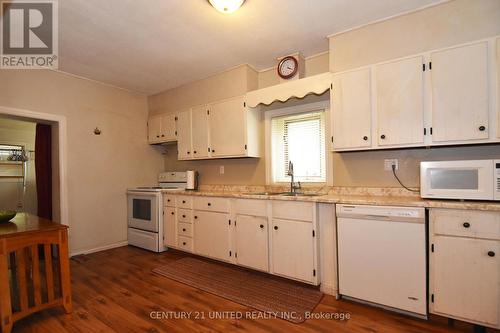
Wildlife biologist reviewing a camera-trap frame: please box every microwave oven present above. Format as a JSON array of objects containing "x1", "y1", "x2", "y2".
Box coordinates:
[{"x1": 420, "y1": 159, "x2": 500, "y2": 201}]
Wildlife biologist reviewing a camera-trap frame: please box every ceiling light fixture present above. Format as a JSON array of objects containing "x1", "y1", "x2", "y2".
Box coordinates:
[{"x1": 208, "y1": 0, "x2": 245, "y2": 14}]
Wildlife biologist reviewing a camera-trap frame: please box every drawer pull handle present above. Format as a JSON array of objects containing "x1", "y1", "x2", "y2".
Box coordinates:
[
  {"x1": 260, "y1": 224, "x2": 264, "y2": 229},
  {"x1": 194, "y1": 216, "x2": 198, "y2": 219},
  {"x1": 183, "y1": 242, "x2": 186, "y2": 246},
  {"x1": 463, "y1": 222, "x2": 470, "y2": 228},
  {"x1": 488, "y1": 251, "x2": 495, "y2": 257},
  {"x1": 274, "y1": 226, "x2": 278, "y2": 230},
  {"x1": 182, "y1": 215, "x2": 186, "y2": 218},
  {"x1": 182, "y1": 228, "x2": 186, "y2": 232}
]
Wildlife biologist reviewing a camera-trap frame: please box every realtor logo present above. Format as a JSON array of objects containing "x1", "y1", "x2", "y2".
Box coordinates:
[{"x1": 1, "y1": 0, "x2": 58, "y2": 69}]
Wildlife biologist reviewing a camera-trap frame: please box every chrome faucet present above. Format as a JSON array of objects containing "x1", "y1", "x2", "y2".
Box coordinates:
[{"x1": 287, "y1": 161, "x2": 301, "y2": 194}]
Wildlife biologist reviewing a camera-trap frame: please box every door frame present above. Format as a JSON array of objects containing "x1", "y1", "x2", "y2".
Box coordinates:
[{"x1": 0, "y1": 106, "x2": 69, "y2": 227}]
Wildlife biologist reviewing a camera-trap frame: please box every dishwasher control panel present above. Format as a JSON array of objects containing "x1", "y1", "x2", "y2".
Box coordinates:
[{"x1": 337, "y1": 204, "x2": 425, "y2": 222}]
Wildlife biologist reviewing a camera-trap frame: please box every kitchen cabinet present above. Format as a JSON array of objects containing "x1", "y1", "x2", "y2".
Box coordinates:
[
  {"x1": 148, "y1": 114, "x2": 176, "y2": 144},
  {"x1": 164, "y1": 207, "x2": 177, "y2": 247},
  {"x1": 191, "y1": 105, "x2": 210, "y2": 159},
  {"x1": 376, "y1": 56, "x2": 424, "y2": 146},
  {"x1": 331, "y1": 68, "x2": 372, "y2": 150},
  {"x1": 429, "y1": 209, "x2": 500, "y2": 329},
  {"x1": 176, "y1": 109, "x2": 192, "y2": 160},
  {"x1": 430, "y1": 42, "x2": 489, "y2": 143},
  {"x1": 209, "y1": 96, "x2": 260, "y2": 158},
  {"x1": 271, "y1": 218, "x2": 316, "y2": 283},
  {"x1": 234, "y1": 214, "x2": 269, "y2": 272},
  {"x1": 193, "y1": 210, "x2": 230, "y2": 262}
]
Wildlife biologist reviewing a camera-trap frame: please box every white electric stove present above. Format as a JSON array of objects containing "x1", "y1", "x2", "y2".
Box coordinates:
[{"x1": 127, "y1": 172, "x2": 186, "y2": 252}]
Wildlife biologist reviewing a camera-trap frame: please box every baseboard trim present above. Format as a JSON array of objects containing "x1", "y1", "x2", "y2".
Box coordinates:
[{"x1": 70, "y1": 241, "x2": 128, "y2": 257}]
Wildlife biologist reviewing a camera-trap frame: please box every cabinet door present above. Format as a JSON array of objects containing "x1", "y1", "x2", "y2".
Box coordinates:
[
  {"x1": 235, "y1": 215, "x2": 269, "y2": 272},
  {"x1": 160, "y1": 113, "x2": 177, "y2": 142},
  {"x1": 209, "y1": 96, "x2": 247, "y2": 157},
  {"x1": 147, "y1": 115, "x2": 162, "y2": 143},
  {"x1": 176, "y1": 109, "x2": 192, "y2": 160},
  {"x1": 332, "y1": 68, "x2": 372, "y2": 150},
  {"x1": 376, "y1": 56, "x2": 424, "y2": 146},
  {"x1": 193, "y1": 211, "x2": 230, "y2": 262},
  {"x1": 431, "y1": 42, "x2": 489, "y2": 142},
  {"x1": 191, "y1": 105, "x2": 210, "y2": 159},
  {"x1": 271, "y1": 218, "x2": 315, "y2": 283},
  {"x1": 432, "y1": 236, "x2": 499, "y2": 326},
  {"x1": 164, "y1": 207, "x2": 176, "y2": 247}
]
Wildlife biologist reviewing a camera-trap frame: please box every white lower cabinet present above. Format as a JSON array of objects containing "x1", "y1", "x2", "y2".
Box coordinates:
[
  {"x1": 164, "y1": 207, "x2": 177, "y2": 247},
  {"x1": 234, "y1": 214, "x2": 269, "y2": 272},
  {"x1": 430, "y1": 209, "x2": 500, "y2": 329},
  {"x1": 193, "y1": 210, "x2": 230, "y2": 262},
  {"x1": 271, "y1": 218, "x2": 317, "y2": 284}
]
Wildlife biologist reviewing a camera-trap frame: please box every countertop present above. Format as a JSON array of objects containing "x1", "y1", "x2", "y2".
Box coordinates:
[{"x1": 162, "y1": 188, "x2": 500, "y2": 211}]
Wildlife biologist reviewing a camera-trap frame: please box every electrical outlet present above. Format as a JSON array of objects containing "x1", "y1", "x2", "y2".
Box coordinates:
[
  {"x1": 384, "y1": 159, "x2": 399, "y2": 171},
  {"x1": 219, "y1": 165, "x2": 225, "y2": 175}
]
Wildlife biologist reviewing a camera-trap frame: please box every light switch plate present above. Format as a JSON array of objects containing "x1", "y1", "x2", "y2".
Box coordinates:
[{"x1": 384, "y1": 159, "x2": 399, "y2": 171}]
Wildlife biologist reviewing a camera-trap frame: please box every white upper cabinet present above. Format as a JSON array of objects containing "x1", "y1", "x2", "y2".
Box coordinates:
[
  {"x1": 430, "y1": 42, "x2": 489, "y2": 143},
  {"x1": 209, "y1": 96, "x2": 260, "y2": 158},
  {"x1": 160, "y1": 114, "x2": 177, "y2": 142},
  {"x1": 176, "y1": 109, "x2": 192, "y2": 160},
  {"x1": 191, "y1": 105, "x2": 210, "y2": 159},
  {"x1": 376, "y1": 56, "x2": 425, "y2": 146},
  {"x1": 331, "y1": 68, "x2": 372, "y2": 150},
  {"x1": 148, "y1": 114, "x2": 176, "y2": 144},
  {"x1": 147, "y1": 115, "x2": 162, "y2": 143}
]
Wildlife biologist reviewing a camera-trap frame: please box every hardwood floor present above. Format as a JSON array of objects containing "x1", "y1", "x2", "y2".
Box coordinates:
[{"x1": 11, "y1": 246, "x2": 497, "y2": 333}]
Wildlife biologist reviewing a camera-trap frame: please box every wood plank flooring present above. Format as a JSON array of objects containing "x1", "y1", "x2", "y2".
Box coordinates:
[{"x1": 11, "y1": 246, "x2": 498, "y2": 333}]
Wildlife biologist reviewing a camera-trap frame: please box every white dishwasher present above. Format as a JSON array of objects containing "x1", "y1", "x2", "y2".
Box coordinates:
[{"x1": 336, "y1": 204, "x2": 427, "y2": 317}]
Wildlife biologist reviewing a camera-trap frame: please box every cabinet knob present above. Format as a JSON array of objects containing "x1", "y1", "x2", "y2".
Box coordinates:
[
  {"x1": 380, "y1": 134, "x2": 386, "y2": 139},
  {"x1": 187, "y1": 151, "x2": 190, "y2": 154},
  {"x1": 156, "y1": 135, "x2": 160, "y2": 138},
  {"x1": 182, "y1": 200, "x2": 186, "y2": 204},
  {"x1": 479, "y1": 125, "x2": 486, "y2": 131},
  {"x1": 194, "y1": 216, "x2": 198, "y2": 219},
  {"x1": 182, "y1": 242, "x2": 186, "y2": 246},
  {"x1": 260, "y1": 224, "x2": 264, "y2": 229},
  {"x1": 211, "y1": 149, "x2": 215, "y2": 153},
  {"x1": 161, "y1": 134, "x2": 165, "y2": 137},
  {"x1": 171, "y1": 212, "x2": 174, "y2": 215},
  {"x1": 463, "y1": 222, "x2": 470, "y2": 228},
  {"x1": 274, "y1": 226, "x2": 278, "y2": 230},
  {"x1": 363, "y1": 136, "x2": 368, "y2": 141},
  {"x1": 182, "y1": 215, "x2": 186, "y2": 218},
  {"x1": 167, "y1": 199, "x2": 170, "y2": 202},
  {"x1": 182, "y1": 228, "x2": 186, "y2": 232},
  {"x1": 207, "y1": 203, "x2": 211, "y2": 206},
  {"x1": 193, "y1": 150, "x2": 197, "y2": 154},
  {"x1": 488, "y1": 251, "x2": 495, "y2": 257}
]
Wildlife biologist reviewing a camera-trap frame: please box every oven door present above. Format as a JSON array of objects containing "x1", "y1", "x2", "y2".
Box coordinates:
[
  {"x1": 127, "y1": 191, "x2": 160, "y2": 232},
  {"x1": 420, "y1": 160, "x2": 494, "y2": 200}
]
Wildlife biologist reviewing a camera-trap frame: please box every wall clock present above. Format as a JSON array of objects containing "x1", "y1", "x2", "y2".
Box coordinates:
[{"x1": 277, "y1": 56, "x2": 298, "y2": 80}]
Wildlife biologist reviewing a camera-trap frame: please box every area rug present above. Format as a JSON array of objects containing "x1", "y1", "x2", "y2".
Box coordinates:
[{"x1": 152, "y1": 257, "x2": 323, "y2": 323}]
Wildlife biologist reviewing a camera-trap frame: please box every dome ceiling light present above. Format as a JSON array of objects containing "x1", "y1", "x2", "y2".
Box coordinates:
[{"x1": 208, "y1": 0, "x2": 245, "y2": 14}]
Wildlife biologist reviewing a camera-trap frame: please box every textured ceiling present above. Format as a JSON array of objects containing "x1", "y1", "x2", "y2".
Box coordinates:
[{"x1": 57, "y1": 0, "x2": 444, "y2": 94}]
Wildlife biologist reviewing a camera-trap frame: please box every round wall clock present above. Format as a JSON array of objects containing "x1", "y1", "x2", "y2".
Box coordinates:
[{"x1": 277, "y1": 56, "x2": 298, "y2": 79}]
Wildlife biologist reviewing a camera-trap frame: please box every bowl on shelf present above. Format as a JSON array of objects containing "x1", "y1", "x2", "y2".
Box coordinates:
[{"x1": 0, "y1": 210, "x2": 17, "y2": 223}]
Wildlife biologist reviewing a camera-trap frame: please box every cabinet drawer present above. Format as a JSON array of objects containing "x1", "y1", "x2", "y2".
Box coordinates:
[
  {"x1": 177, "y1": 236, "x2": 193, "y2": 252},
  {"x1": 272, "y1": 201, "x2": 314, "y2": 222},
  {"x1": 431, "y1": 209, "x2": 500, "y2": 240},
  {"x1": 177, "y1": 209, "x2": 192, "y2": 223},
  {"x1": 178, "y1": 222, "x2": 193, "y2": 237},
  {"x1": 164, "y1": 194, "x2": 176, "y2": 207},
  {"x1": 193, "y1": 196, "x2": 229, "y2": 213},
  {"x1": 177, "y1": 196, "x2": 193, "y2": 209},
  {"x1": 235, "y1": 199, "x2": 267, "y2": 217}
]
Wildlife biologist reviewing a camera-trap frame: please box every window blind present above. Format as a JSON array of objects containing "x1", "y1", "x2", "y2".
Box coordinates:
[{"x1": 271, "y1": 111, "x2": 326, "y2": 183}]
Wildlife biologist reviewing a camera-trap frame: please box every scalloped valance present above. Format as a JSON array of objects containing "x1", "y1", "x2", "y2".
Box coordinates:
[{"x1": 246, "y1": 72, "x2": 332, "y2": 108}]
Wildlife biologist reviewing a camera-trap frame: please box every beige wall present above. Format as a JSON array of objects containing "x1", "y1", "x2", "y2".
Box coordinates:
[
  {"x1": 148, "y1": 64, "x2": 258, "y2": 115},
  {"x1": 0, "y1": 118, "x2": 37, "y2": 214},
  {"x1": 0, "y1": 70, "x2": 164, "y2": 254}
]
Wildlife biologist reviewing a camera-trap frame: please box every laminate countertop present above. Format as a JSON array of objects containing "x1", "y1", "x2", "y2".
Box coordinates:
[{"x1": 162, "y1": 189, "x2": 500, "y2": 211}]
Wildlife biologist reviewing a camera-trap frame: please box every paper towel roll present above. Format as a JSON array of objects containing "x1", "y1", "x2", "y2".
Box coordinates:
[{"x1": 186, "y1": 170, "x2": 197, "y2": 190}]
